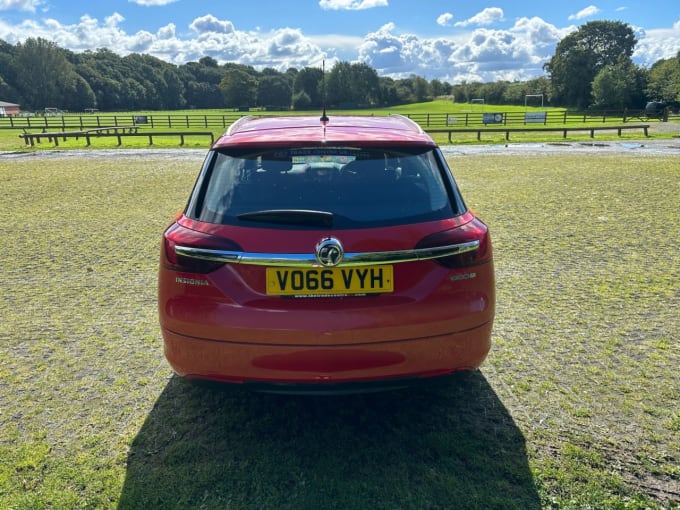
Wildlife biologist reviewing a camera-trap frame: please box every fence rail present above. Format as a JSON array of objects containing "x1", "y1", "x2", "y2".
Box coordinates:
[
  {"x1": 2, "y1": 109, "x2": 677, "y2": 132},
  {"x1": 426, "y1": 124, "x2": 650, "y2": 143},
  {"x1": 19, "y1": 128, "x2": 214, "y2": 147}
]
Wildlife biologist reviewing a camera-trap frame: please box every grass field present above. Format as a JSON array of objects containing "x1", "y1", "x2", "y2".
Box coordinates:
[
  {"x1": 1, "y1": 100, "x2": 676, "y2": 151},
  {"x1": 0, "y1": 150, "x2": 678, "y2": 509}
]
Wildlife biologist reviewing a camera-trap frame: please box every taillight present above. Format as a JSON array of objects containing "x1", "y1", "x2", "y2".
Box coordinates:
[
  {"x1": 161, "y1": 223, "x2": 242, "y2": 274},
  {"x1": 415, "y1": 217, "x2": 492, "y2": 268}
]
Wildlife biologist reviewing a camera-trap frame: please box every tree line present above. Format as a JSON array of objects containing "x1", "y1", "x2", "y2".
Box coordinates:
[{"x1": 0, "y1": 20, "x2": 678, "y2": 113}]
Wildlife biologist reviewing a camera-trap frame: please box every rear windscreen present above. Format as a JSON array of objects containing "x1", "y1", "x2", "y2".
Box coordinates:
[{"x1": 186, "y1": 146, "x2": 464, "y2": 228}]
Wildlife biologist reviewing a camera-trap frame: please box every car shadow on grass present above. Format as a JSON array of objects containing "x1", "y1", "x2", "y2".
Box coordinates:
[{"x1": 118, "y1": 371, "x2": 540, "y2": 510}]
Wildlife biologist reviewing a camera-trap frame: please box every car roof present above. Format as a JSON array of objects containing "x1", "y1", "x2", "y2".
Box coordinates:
[{"x1": 212, "y1": 114, "x2": 437, "y2": 149}]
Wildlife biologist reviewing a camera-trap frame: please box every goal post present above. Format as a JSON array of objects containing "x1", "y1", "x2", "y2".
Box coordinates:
[{"x1": 525, "y1": 94, "x2": 544, "y2": 108}]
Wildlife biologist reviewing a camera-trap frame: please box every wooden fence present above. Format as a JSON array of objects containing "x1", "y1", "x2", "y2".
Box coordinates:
[
  {"x1": 427, "y1": 124, "x2": 650, "y2": 143},
  {"x1": 19, "y1": 127, "x2": 215, "y2": 147},
  {"x1": 1, "y1": 109, "x2": 677, "y2": 132}
]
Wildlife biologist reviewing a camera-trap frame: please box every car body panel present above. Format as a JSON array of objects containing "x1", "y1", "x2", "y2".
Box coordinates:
[
  {"x1": 158, "y1": 114, "x2": 495, "y2": 391},
  {"x1": 163, "y1": 321, "x2": 493, "y2": 384},
  {"x1": 213, "y1": 115, "x2": 437, "y2": 149}
]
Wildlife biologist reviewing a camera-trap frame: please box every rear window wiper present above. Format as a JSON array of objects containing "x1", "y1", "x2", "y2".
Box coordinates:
[{"x1": 236, "y1": 209, "x2": 334, "y2": 228}]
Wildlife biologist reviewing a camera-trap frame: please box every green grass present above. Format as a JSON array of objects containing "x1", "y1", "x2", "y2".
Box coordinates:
[
  {"x1": 1, "y1": 101, "x2": 675, "y2": 151},
  {"x1": 0, "y1": 152, "x2": 678, "y2": 509}
]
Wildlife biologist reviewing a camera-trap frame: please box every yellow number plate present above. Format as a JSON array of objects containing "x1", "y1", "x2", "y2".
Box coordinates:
[{"x1": 266, "y1": 265, "x2": 393, "y2": 296}]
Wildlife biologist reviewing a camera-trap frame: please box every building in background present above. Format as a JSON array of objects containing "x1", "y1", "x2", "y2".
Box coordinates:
[{"x1": 0, "y1": 101, "x2": 21, "y2": 116}]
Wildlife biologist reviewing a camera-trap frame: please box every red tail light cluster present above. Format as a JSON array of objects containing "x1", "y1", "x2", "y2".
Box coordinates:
[
  {"x1": 415, "y1": 217, "x2": 492, "y2": 268},
  {"x1": 162, "y1": 223, "x2": 242, "y2": 274}
]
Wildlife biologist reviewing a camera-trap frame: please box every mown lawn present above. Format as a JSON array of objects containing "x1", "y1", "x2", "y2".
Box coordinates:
[
  {"x1": 0, "y1": 150, "x2": 677, "y2": 509},
  {"x1": 1, "y1": 100, "x2": 676, "y2": 152}
]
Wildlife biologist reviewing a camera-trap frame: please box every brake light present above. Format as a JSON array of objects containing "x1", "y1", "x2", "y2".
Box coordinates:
[
  {"x1": 162, "y1": 222, "x2": 242, "y2": 274},
  {"x1": 416, "y1": 217, "x2": 492, "y2": 268}
]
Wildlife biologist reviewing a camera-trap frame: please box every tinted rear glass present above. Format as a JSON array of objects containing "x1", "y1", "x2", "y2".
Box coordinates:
[{"x1": 186, "y1": 147, "x2": 463, "y2": 228}]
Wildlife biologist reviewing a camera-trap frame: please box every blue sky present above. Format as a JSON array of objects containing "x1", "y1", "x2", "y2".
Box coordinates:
[{"x1": 0, "y1": 0, "x2": 678, "y2": 82}]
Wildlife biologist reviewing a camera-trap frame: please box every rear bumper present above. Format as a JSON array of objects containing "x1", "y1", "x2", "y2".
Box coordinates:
[{"x1": 162, "y1": 321, "x2": 492, "y2": 390}]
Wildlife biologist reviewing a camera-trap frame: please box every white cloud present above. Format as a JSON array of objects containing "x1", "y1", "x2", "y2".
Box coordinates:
[
  {"x1": 454, "y1": 7, "x2": 504, "y2": 28},
  {"x1": 358, "y1": 23, "x2": 458, "y2": 79},
  {"x1": 319, "y1": 0, "x2": 388, "y2": 11},
  {"x1": 511, "y1": 16, "x2": 571, "y2": 48},
  {"x1": 437, "y1": 13, "x2": 453, "y2": 27},
  {"x1": 157, "y1": 23, "x2": 176, "y2": 40},
  {"x1": 308, "y1": 33, "x2": 364, "y2": 53},
  {"x1": 633, "y1": 20, "x2": 680, "y2": 66},
  {"x1": 568, "y1": 5, "x2": 600, "y2": 21},
  {"x1": 356, "y1": 16, "x2": 569, "y2": 83},
  {"x1": 190, "y1": 14, "x2": 235, "y2": 35},
  {"x1": 0, "y1": 0, "x2": 42, "y2": 12},
  {"x1": 105, "y1": 12, "x2": 125, "y2": 28}
]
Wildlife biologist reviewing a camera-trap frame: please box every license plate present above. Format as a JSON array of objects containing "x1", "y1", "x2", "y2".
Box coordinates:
[{"x1": 266, "y1": 265, "x2": 393, "y2": 296}]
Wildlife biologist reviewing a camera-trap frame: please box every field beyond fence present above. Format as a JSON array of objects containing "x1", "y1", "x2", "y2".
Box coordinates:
[{"x1": 0, "y1": 106, "x2": 676, "y2": 132}]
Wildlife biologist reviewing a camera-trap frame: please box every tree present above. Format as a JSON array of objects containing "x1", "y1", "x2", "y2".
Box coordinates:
[
  {"x1": 591, "y1": 56, "x2": 647, "y2": 109},
  {"x1": 376, "y1": 77, "x2": 394, "y2": 106},
  {"x1": 646, "y1": 52, "x2": 680, "y2": 104},
  {"x1": 0, "y1": 39, "x2": 21, "y2": 104},
  {"x1": 163, "y1": 68, "x2": 186, "y2": 110},
  {"x1": 75, "y1": 49, "x2": 128, "y2": 110},
  {"x1": 14, "y1": 37, "x2": 79, "y2": 109},
  {"x1": 326, "y1": 61, "x2": 380, "y2": 107},
  {"x1": 544, "y1": 21, "x2": 637, "y2": 108},
  {"x1": 292, "y1": 67, "x2": 323, "y2": 109},
  {"x1": 220, "y1": 67, "x2": 257, "y2": 108},
  {"x1": 63, "y1": 75, "x2": 96, "y2": 111},
  {"x1": 199, "y1": 56, "x2": 219, "y2": 68},
  {"x1": 430, "y1": 79, "x2": 448, "y2": 98},
  {"x1": 292, "y1": 90, "x2": 311, "y2": 110},
  {"x1": 257, "y1": 72, "x2": 292, "y2": 109},
  {"x1": 350, "y1": 62, "x2": 380, "y2": 105},
  {"x1": 411, "y1": 75, "x2": 431, "y2": 102},
  {"x1": 450, "y1": 81, "x2": 484, "y2": 103},
  {"x1": 481, "y1": 81, "x2": 508, "y2": 105},
  {"x1": 179, "y1": 60, "x2": 225, "y2": 109},
  {"x1": 326, "y1": 61, "x2": 354, "y2": 107}
]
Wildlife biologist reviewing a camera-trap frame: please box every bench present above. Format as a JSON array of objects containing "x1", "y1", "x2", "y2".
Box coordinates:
[
  {"x1": 19, "y1": 128, "x2": 214, "y2": 147},
  {"x1": 427, "y1": 125, "x2": 650, "y2": 143}
]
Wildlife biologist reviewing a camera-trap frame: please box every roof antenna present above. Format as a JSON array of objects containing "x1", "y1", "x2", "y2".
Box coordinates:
[{"x1": 320, "y1": 60, "x2": 329, "y2": 124}]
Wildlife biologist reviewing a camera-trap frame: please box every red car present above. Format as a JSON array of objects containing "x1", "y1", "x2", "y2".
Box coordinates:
[{"x1": 158, "y1": 114, "x2": 494, "y2": 393}]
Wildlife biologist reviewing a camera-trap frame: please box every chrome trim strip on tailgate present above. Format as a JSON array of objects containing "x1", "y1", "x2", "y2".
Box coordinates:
[{"x1": 174, "y1": 241, "x2": 479, "y2": 267}]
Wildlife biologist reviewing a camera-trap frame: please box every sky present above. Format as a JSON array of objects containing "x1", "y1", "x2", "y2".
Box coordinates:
[{"x1": 0, "y1": 0, "x2": 679, "y2": 83}]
